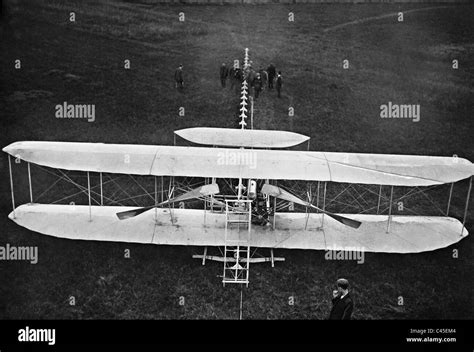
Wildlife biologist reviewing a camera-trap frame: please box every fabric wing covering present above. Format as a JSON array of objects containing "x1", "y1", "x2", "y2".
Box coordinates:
[
  {"x1": 3, "y1": 141, "x2": 474, "y2": 186},
  {"x1": 174, "y1": 127, "x2": 310, "y2": 148}
]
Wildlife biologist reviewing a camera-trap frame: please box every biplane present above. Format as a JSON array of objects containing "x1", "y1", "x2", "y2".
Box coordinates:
[
  {"x1": 3, "y1": 47, "x2": 474, "y2": 286},
  {"x1": 3, "y1": 128, "x2": 473, "y2": 285}
]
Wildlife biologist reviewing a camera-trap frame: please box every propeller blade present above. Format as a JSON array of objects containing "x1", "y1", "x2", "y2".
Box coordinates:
[
  {"x1": 116, "y1": 184, "x2": 220, "y2": 220},
  {"x1": 307, "y1": 205, "x2": 361, "y2": 229},
  {"x1": 261, "y1": 184, "x2": 361, "y2": 229},
  {"x1": 159, "y1": 183, "x2": 219, "y2": 206},
  {"x1": 262, "y1": 184, "x2": 306, "y2": 206},
  {"x1": 116, "y1": 205, "x2": 156, "y2": 220}
]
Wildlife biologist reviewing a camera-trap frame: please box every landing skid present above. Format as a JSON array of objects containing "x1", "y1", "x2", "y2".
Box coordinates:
[{"x1": 192, "y1": 253, "x2": 285, "y2": 266}]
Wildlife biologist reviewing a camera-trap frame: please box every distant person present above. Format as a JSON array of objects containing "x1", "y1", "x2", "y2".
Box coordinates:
[
  {"x1": 328, "y1": 278, "x2": 354, "y2": 320},
  {"x1": 258, "y1": 68, "x2": 268, "y2": 88},
  {"x1": 275, "y1": 71, "x2": 282, "y2": 98},
  {"x1": 229, "y1": 66, "x2": 235, "y2": 87},
  {"x1": 243, "y1": 65, "x2": 252, "y2": 83},
  {"x1": 231, "y1": 67, "x2": 243, "y2": 92},
  {"x1": 220, "y1": 63, "x2": 229, "y2": 88},
  {"x1": 253, "y1": 73, "x2": 263, "y2": 99},
  {"x1": 174, "y1": 64, "x2": 184, "y2": 90},
  {"x1": 267, "y1": 63, "x2": 276, "y2": 89}
]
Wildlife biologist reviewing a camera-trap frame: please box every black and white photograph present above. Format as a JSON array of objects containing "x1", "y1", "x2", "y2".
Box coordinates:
[{"x1": 0, "y1": 0, "x2": 473, "y2": 348}]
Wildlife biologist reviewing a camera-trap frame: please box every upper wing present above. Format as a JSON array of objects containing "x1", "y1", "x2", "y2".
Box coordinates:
[{"x1": 3, "y1": 141, "x2": 473, "y2": 186}]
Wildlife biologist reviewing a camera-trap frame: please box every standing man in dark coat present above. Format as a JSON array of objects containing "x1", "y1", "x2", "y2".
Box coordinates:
[
  {"x1": 267, "y1": 63, "x2": 276, "y2": 89},
  {"x1": 253, "y1": 73, "x2": 263, "y2": 99},
  {"x1": 230, "y1": 67, "x2": 242, "y2": 92},
  {"x1": 258, "y1": 68, "x2": 268, "y2": 89},
  {"x1": 275, "y1": 71, "x2": 283, "y2": 98},
  {"x1": 328, "y1": 278, "x2": 354, "y2": 320},
  {"x1": 174, "y1": 64, "x2": 184, "y2": 90},
  {"x1": 220, "y1": 63, "x2": 229, "y2": 88},
  {"x1": 229, "y1": 66, "x2": 235, "y2": 89}
]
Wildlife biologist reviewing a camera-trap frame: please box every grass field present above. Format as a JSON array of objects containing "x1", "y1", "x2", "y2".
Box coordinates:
[{"x1": 0, "y1": 0, "x2": 473, "y2": 319}]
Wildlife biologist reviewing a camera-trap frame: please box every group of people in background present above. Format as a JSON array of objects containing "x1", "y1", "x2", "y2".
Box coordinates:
[
  {"x1": 219, "y1": 61, "x2": 283, "y2": 99},
  {"x1": 174, "y1": 61, "x2": 283, "y2": 99}
]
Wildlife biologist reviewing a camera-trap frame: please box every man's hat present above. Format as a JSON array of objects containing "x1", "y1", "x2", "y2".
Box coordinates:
[{"x1": 336, "y1": 278, "x2": 349, "y2": 289}]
